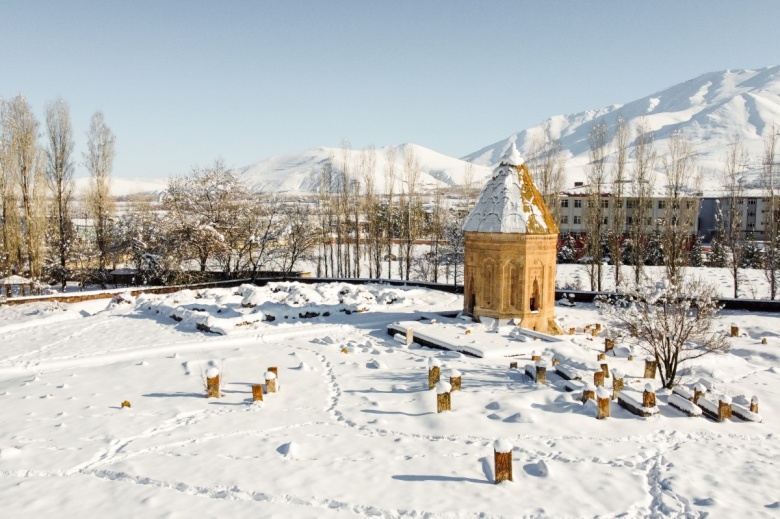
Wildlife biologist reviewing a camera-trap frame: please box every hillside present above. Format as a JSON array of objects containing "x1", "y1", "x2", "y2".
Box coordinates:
[
  {"x1": 73, "y1": 176, "x2": 168, "y2": 198},
  {"x1": 464, "y1": 66, "x2": 780, "y2": 194},
  {"x1": 234, "y1": 143, "x2": 492, "y2": 195}
]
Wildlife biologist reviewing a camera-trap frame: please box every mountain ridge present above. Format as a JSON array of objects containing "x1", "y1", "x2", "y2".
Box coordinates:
[{"x1": 464, "y1": 66, "x2": 780, "y2": 192}]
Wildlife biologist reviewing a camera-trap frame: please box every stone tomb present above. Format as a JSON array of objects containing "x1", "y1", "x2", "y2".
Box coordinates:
[{"x1": 462, "y1": 143, "x2": 560, "y2": 333}]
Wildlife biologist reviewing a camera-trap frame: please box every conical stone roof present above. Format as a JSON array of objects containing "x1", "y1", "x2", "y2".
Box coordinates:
[{"x1": 462, "y1": 143, "x2": 558, "y2": 234}]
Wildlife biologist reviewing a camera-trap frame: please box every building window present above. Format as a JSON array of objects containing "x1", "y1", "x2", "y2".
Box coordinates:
[
  {"x1": 574, "y1": 199, "x2": 582, "y2": 208},
  {"x1": 748, "y1": 199, "x2": 757, "y2": 205},
  {"x1": 645, "y1": 217, "x2": 652, "y2": 226},
  {"x1": 626, "y1": 200, "x2": 636, "y2": 209},
  {"x1": 561, "y1": 215, "x2": 569, "y2": 224},
  {"x1": 658, "y1": 200, "x2": 666, "y2": 209},
  {"x1": 561, "y1": 199, "x2": 569, "y2": 208},
  {"x1": 626, "y1": 216, "x2": 633, "y2": 225},
  {"x1": 749, "y1": 211, "x2": 756, "y2": 218},
  {"x1": 602, "y1": 216, "x2": 608, "y2": 225},
  {"x1": 573, "y1": 215, "x2": 582, "y2": 225},
  {"x1": 748, "y1": 222, "x2": 755, "y2": 229},
  {"x1": 601, "y1": 199, "x2": 609, "y2": 208}
]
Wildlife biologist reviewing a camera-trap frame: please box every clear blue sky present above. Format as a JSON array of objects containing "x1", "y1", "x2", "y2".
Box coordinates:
[{"x1": 1, "y1": 1, "x2": 777, "y2": 180}]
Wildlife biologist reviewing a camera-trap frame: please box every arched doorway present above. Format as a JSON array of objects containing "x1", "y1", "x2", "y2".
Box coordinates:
[{"x1": 530, "y1": 278, "x2": 541, "y2": 312}]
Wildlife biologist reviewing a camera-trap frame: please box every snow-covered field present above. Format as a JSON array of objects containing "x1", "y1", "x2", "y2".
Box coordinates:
[
  {"x1": 1, "y1": 282, "x2": 779, "y2": 518},
  {"x1": 556, "y1": 264, "x2": 775, "y2": 300}
]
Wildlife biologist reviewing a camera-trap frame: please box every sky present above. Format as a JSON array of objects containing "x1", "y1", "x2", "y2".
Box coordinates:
[{"x1": 1, "y1": 1, "x2": 778, "y2": 180}]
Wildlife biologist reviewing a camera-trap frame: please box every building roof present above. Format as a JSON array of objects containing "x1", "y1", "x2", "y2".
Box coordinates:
[{"x1": 462, "y1": 143, "x2": 558, "y2": 234}]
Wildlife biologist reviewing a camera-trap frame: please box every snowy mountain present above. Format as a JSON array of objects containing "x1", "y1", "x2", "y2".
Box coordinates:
[
  {"x1": 73, "y1": 176, "x2": 168, "y2": 197},
  {"x1": 464, "y1": 66, "x2": 780, "y2": 194},
  {"x1": 234, "y1": 143, "x2": 493, "y2": 195}
]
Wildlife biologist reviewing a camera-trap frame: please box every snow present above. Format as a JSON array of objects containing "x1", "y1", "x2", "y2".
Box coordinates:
[
  {"x1": 264, "y1": 371, "x2": 277, "y2": 380},
  {"x1": 493, "y1": 439, "x2": 513, "y2": 454},
  {"x1": 596, "y1": 387, "x2": 610, "y2": 400},
  {"x1": 205, "y1": 367, "x2": 219, "y2": 378},
  {"x1": 389, "y1": 320, "x2": 558, "y2": 358},
  {"x1": 235, "y1": 143, "x2": 492, "y2": 195},
  {"x1": 732, "y1": 403, "x2": 763, "y2": 423},
  {"x1": 0, "y1": 275, "x2": 32, "y2": 285},
  {"x1": 618, "y1": 390, "x2": 660, "y2": 416},
  {"x1": 698, "y1": 396, "x2": 721, "y2": 415},
  {"x1": 73, "y1": 176, "x2": 168, "y2": 197},
  {"x1": 673, "y1": 385, "x2": 695, "y2": 400},
  {"x1": 667, "y1": 394, "x2": 703, "y2": 417},
  {"x1": 435, "y1": 381, "x2": 452, "y2": 395},
  {"x1": 1, "y1": 281, "x2": 779, "y2": 516},
  {"x1": 555, "y1": 364, "x2": 583, "y2": 381}
]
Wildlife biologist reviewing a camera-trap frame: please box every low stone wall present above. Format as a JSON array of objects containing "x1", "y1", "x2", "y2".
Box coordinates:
[{"x1": 5, "y1": 277, "x2": 780, "y2": 313}]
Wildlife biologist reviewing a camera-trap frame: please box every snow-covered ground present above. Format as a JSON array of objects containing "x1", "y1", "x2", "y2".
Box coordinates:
[
  {"x1": 557, "y1": 264, "x2": 775, "y2": 300},
  {"x1": 1, "y1": 282, "x2": 779, "y2": 517}
]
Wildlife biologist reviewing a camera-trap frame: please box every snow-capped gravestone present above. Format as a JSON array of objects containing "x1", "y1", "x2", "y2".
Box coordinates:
[{"x1": 462, "y1": 142, "x2": 560, "y2": 333}]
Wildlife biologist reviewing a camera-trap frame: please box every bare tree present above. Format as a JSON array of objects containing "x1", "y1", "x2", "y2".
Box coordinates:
[
  {"x1": 527, "y1": 124, "x2": 566, "y2": 224},
  {"x1": 426, "y1": 186, "x2": 446, "y2": 282},
  {"x1": 660, "y1": 131, "x2": 699, "y2": 285},
  {"x1": 384, "y1": 146, "x2": 397, "y2": 278},
  {"x1": 609, "y1": 116, "x2": 629, "y2": 289},
  {"x1": 599, "y1": 277, "x2": 729, "y2": 389},
  {"x1": 3, "y1": 95, "x2": 46, "y2": 278},
  {"x1": 0, "y1": 102, "x2": 24, "y2": 275},
  {"x1": 400, "y1": 146, "x2": 423, "y2": 280},
  {"x1": 360, "y1": 147, "x2": 384, "y2": 278},
  {"x1": 763, "y1": 124, "x2": 780, "y2": 299},
  {"x1": 238, "y1": 194, "x2": 283, "y2": 280},
  {"x1": 163, "y1": 159, "x2": 251, "y2": 277},
  {"x1": 112, "y1": 195, "x2": 177, "y2": 285},
  {"x1": 716, "y1": 137, "x2": 750, "y2": 298},
  {"x1": 84, "y1": 111, "x2": 116, "y2": 278},
  {"x1": 277, "y1": 203, "x2": 319, "y2": 274},
  {"x1": 315, "y1": 154, "x2": 336, "y2": 277},
  {"x1": 337, "y1": 140, "x2": 352, "y2": 277},
  {"x1": 628, "y1": 117, "x2": 656, "y2": 284},
  {"x1": 45, "y1": 98, "x2": 75, "y2": 290},
  {"x1": 584, "y1": 122, "x2": 609, "y2": 291}
]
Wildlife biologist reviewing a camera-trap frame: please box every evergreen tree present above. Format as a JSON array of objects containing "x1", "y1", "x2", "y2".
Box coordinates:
[
  {"x1": 644, "y1": 230, "x2": 665, "y2": 266},
  {"x1": 621, "y1": 237, "x2": 635, "y2": 266},
  {"x1": 709, "y1": 233, "x2": 728, "y2": 268},
  {"x1": 741, "y1": 232, "x2": 763, "y2": 269},
  {"x1": 557, "y1": 233, "x2": 577, "y2": 263},
  {"x1": 688, "y1": 235, "x2": 703, "y2": 267}
]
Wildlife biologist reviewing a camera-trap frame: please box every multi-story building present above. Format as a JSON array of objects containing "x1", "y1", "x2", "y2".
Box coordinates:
[
  {"x1": 554, "y1": 182, "x2": 780, "y2": 251},
  {"x1": 556, "y1": 183, "x2": 699, "y2": 240}
]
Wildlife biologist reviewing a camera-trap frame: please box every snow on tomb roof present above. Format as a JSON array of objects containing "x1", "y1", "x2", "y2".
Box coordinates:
[{"x1": 462, "y1": 142, "x2": 558, "y2": 234}]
